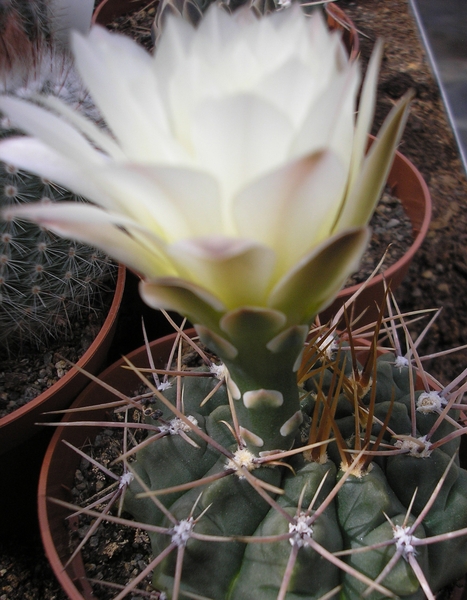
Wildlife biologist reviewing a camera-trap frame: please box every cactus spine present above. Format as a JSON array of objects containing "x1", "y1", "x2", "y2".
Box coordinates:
[
  {"x1": 111, "y1": 317, "x2": 467, "y2": 600},
  {"x1": 0, "y1": 2, "x2": 115, "y2": 352}
]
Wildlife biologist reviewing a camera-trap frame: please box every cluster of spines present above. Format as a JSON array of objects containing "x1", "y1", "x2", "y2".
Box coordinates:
[
  {"x1": 51, "y1": 317, "x2": 467, "y2": 599},
  {"x1": 0, "y1": 2, "x2": 115, "y2": 353},
  {"x1": 117, "y1": 325, "x2": 467, "y2": 599},
  {"x1": 0, "y1": 159, "x2": 115, "y2": 351}
]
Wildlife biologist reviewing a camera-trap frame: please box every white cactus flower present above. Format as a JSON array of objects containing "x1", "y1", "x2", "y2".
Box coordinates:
[{"x1": 0, "y1": 5, "x2": 411, "y2": 330}]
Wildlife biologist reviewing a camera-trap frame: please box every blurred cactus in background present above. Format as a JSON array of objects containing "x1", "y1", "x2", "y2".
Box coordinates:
[
  {"x1": 0, "y1": 0, "x2": 116, "y2": 353},
  {"x1": 0, "y1": 0, "x2": 52, "y2": 72}
]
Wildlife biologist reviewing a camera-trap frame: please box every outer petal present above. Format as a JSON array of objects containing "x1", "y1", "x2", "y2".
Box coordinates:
[
  {"x1": 36, "y1": 94, "x2": 126, "y2": 160},
  {"x1": 290, "y1": 62, "x2": 359, "y2": 166},
  {"x1": 153, "y1": 13, "x2": 195, "y2": 95},
  {"x1": 347, "y1": 39, "x2": 383, "y2": 190},
  {"x1": 234, "y1": 150, "x2": 347, "y2": 274},
  {"x1": 1, "y1": 202, "x2": 175, "y2": 278},
  {"x1": 167, "y1": 237, "x2": 276, "y2": 309},
  {"x1": 71, "y1": 27, "x2": 185, "y2": 163},
  {"x1": 268, "y1": 228, "x2": 370, "y2": 325},
  {"x1": 0, "y1": 137, "x2": 108, "y2": 204},
  {"x1": 191, "y1": 93, "x2": 294, "y2": 221},
  {"x1": 140, "y1": 277, "x2": 225, "y2": 335},
  {"x1": 334, "y1": 91, "x2": 413, "y2": 230},
  {"x1": 0, "y1": 96, "x2": 104, "y2": 164}
]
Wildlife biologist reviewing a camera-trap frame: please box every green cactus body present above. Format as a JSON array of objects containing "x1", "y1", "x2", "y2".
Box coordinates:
[
  {"x1": 230, "y1": 460, "x2": 343, "y2": 600},
  {"x1": 154, "y1": 461, "x2": 282, "y2": 598},
  {"x1": 123, "y1": 340, "x2": 467, "y2": 600},
  {"x1": 341, "y1": 513, "x2": 428, "y2": 600}
]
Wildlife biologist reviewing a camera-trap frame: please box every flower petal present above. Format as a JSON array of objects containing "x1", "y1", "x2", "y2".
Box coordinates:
[
  {"x1": 153, "y1": 12, "x2": 195, "y2": 88},
  {"x1": 193, "y1": 3, "x2": 240, "y2": 58},
  {"x1": 36, "y1": 94, "x2": 126, "y2": 160},
  {"x1": 234, "y1": 150, "x2": 347, "y2": 273},
  {"x1": 1, "y1": 202, "x2": 174, "y2": 278},
  {"x1": 140, "y1": 277, "x2": 225, "y2": 334},
  {"x1": 72, "y1": 27, "x2": 185, "y2": 163},
  {"x1": 335, "y1": 91, "x2": 413, "y2": 230},
  {"x1": 167, "y1": 237, "x2": 276, "y2": 309},
  {"x1": 290, "y1": 62, "x2": 360, "y2": 166},
  {"x1": 347, "y1": 39, "x2": 383, "y2": 190},
  {"x1": 268, "y1": 228, "x2": 370, "y2": 325},
  {"x1": 0, "y1": 95, "x2": 103, "y2": 164},
  {"x1": 255, "y1": 57, "x2": 322, "y2": 128},
  {"x1": 191, "y1": 93, "x2": 294, "y2": 221},
  {"x1": 88, "y1": 164, "x2": 223, "y2": 242},
  {"x1": 0, "y1": 136, "x2": 107, "y2": 203}
]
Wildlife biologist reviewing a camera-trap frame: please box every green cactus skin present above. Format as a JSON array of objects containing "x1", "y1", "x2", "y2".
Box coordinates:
[
  {"x1": 230, "y1": 460, "x2": 343, "y2": 600},
  {"x1": 123, "y1": 344, "x2": 467, "y2": 599}
]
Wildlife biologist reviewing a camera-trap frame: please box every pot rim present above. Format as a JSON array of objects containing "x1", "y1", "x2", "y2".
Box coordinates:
[
  {"x1": 0, "y1": 264, "x2": 126, "y2": 454},
  {"x1": 38, "y1": 329, "x2": 195, "y2": 600}
]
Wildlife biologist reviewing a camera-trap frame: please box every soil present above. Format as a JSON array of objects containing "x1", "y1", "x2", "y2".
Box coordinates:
[
  {"x1": 346, "y1": 188, "x2": 413, "y2": 287},
  {"x1": 1, "y1": 0, "x2": 467, "y2": 598},
  {"x1": 0, "y1": 305, "x2": 110, "y2": 419}
]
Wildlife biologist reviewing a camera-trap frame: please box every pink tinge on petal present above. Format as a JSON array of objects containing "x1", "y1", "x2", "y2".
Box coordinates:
[
  {"x1": 173, "y1": 236, "x2": 258, "y2": 260},
  {"x1": 168, "y1": 236, "x2": 277, "y2": 309}
]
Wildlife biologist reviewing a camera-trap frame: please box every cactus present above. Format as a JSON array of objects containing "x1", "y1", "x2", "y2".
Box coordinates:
[
  {"x1": 58, "y1": 309, "x2": 467, "y2": 600},
  {"x1": 153, "y1": 0, "x2": 328, "y2": 44},
  {"x1": 0, "y1": 170, "x2": 116, "y2": 351},
  {"x1": 1, "y1": 0, "x2": 56, "y2": 74},
  {"x1": 0, "y1": 0, "x2": 92, "y2": 65},
  {"x1": 109, "y1": 317, "x2": 466, "y2": 600},
  {"x1": 0, "y1": 10, "x2": 115, "y2": 352}
]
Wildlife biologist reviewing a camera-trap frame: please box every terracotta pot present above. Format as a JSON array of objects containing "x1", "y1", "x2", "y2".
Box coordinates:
[
  {"x1": 38, "y1": 330, "x2": 195, "y2": 600},
  {"x1": 39, "y1": 330, "x2": 465, "y2": 600},
  {"x1": 319, "y1": 145, "x2": 432, "y2": 327},
  {"x1": 0, "y1": 264, "x2": 126, "y2": 456}
]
